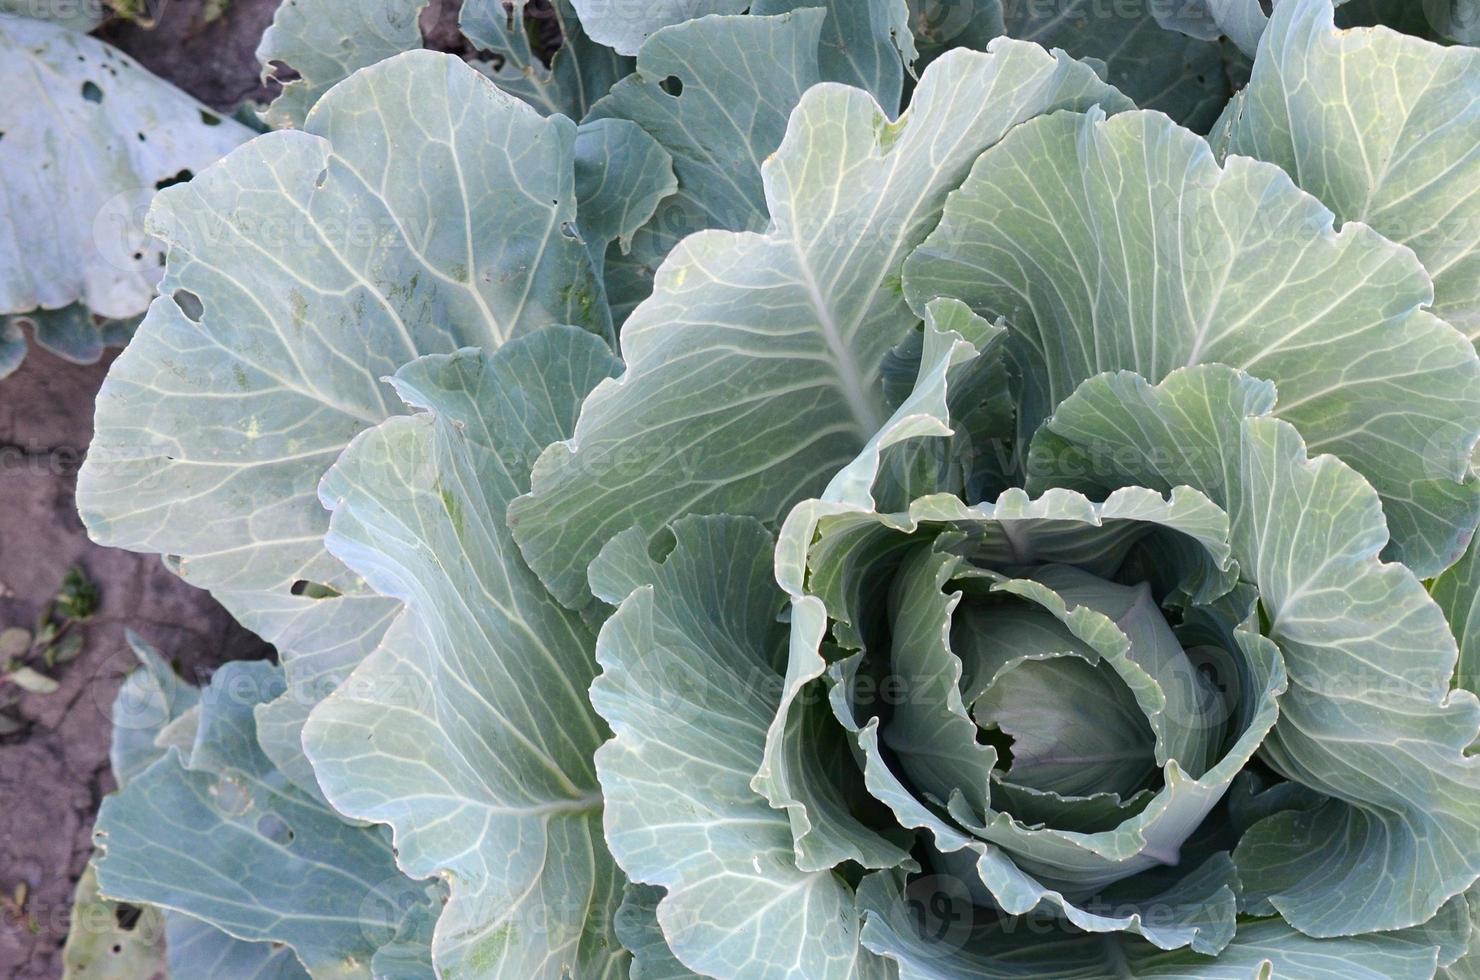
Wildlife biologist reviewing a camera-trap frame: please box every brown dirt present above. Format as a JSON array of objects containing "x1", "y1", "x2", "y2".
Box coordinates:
[
  {"x1": 97, "y1": 0, "x2": 283, "y2": 111},
  {"x1": 0, "y1": 1, "x2": 284, "y2": 975}
]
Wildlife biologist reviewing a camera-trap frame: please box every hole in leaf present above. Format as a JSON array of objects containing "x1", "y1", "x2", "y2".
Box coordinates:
[
  {"x1": 265, "y1": 59, "x2": 302, "y2": 85},
  {"x1": 80, "y1": 81, "x2": 103, "y2": 103},
  {"x1": 313, "y1": 167, "x2": 328, "y2": 189},
  {"x1": 173, "y1": 289, "x2": 204, "y2": 322},
  {"x1": 290, "y1": 580, "x2": 341, "y2": 599},
  {"x1": 137, "y1": 132, "x2": 146, "y2": 142},
  {"x1": 199, "y1": 110, "x2": 221, "y2": 126},
  {"x1": 658, "y1": 75, "x2": 683, "y2": 98},
  {"x1": 113, "y1": 904, "x2": 143, "y2": 931},
  {"x1": 154, "y1": 168, "x2": 193, "y2": 191},
  {"x1": 257, "y1": 813, "x2": 295, "y2": 845}
]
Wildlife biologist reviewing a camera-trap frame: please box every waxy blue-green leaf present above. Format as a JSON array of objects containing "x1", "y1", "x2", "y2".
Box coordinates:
[
  {"x1": 1003, "y1": 0, "x2": 1231, "y2": 131},
  {"x1": 1434, "y1": 535, "x2": 1480, "y2": 700},
  {"x1": 0, "y1": 15, "x2": 250, "y2": 348},
  {"x1": 905, "y1": 106, "x2": 1480, "y2": 578},
  {"x1": 573, "y1": 117, "x2": 677, "y2": 278},
  {"x1": 613, "y1": 885, "x2": 702, "y2": 980},
  {"x1": 588, "y1": 10, "x2": 826, "y2": 323},
  {"x1": 108, "y1": 632, "x2": 200, "y2": 786},
  {"x1": 1, "y1": 305, "x2": 138, "y2": 379},
  {"x1": 1028, "y1": 365, "x2": 1480, "y2": 937},
  {"x1": 95, "y1": 660, "x2": 439, "y2": 980},
  {"x1": 457, "y1": 0, "x2": 633, "y2": 118},
  {"x1": 1220, "y1": 0, "x2": 1480, "y2": 344},
  {"x1": 256, "y1": 0, "x2": 425, "y2": 129},
  {"x1": 1442, "y1": 886, "x2": 1480, "y2": 979},
  {"x1": 512, "y1": 43, "x2": 1131, "y2": 609},
  {"x1": 164, "y1": 915, "x2": 310, "y2": 980},
  {"x1": 101, "y1": 635, "x2": 313, "y2": 980},
  {"x1": 1153, "y1": 0, "x2": 1267, "y2": 55},
  {"x1": 78, "y1": 51, "x2": 608, "y2": 771},
  {"x1": 303, "y1": 329, "x2": 625, "y2": 979},
  {"x1": 589, "y1": 515, "x2": 891, "y2": 980},
  {"x1": 753, "y1": 0, "x2": 917, "y2": 113},
  {"x1": 1159, "y1": 0, "x2": 1480, "y2": 52},
  {"x1": 570, "y1": 0, "x2": 749, "y2": 54}
]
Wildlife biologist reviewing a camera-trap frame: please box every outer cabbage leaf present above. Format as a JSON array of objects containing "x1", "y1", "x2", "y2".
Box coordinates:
[
  {"x1": 1434, "y1": 536, "x2": 1480, "y2": 700},
  {"x1": 613, "y1": 884, "x2": 702, "y2": 980},
  {"x1": 303, "y1": 328, "x2": 626, "y2": 979},
  {"x1": 103, "y1": 635, "x2": 308, "y2": 978},
  {"x1": 511, "y1": 42, "x2": 1132, "y2": 608},
  {"x1": 95, "y1": 658, "x2": 440, "y2": 979},
  {"x1": 77, "y1": 51, "x2": 609, "y2": 784},
  {"x1": 1002, "y1": 0, "x2": 1231, "y2": 131},
  {"x1": 587, "y1": 10, "x2": 826, "y2": 323},
  {"x1": 164, "y1": 916, "x2": 310, "y2": 980},
  {"x1": 0, "y1": 15, "x2": 250, "y2": 341},
  {"x1": 752, "y1": 0, "x2": 917, "y2": 113},
  {"x1": 905, "y1": 107, "x2": 1480, "y2": 577},
  {"x1": 0, "y1": 305, "x2": 139, "y2": 379},
  {"x1": 1153, "y1": 0, "x2": 1268, "y2": 55},
  {"x1": 572, "y1": 117, "x2": 677, "y2": 278},
  {"x1": 1443, "y1": 887, "x2": 1480, "y2": 979},
  {"x1": 256, "y1": 0, "x2": 426, "y2": 129},
  {"x1": 570, "y1": 0, "x2": 750, "y2": 54},
  {"x1": 456, "y1": 0, "x2": 632, "y2": 118},
  {"x1": 1220, "y1": 0, "x2": 1480, "y2": 344},
  {"x1": 1027, "y1": 365, "x2": 1480, "y2": 937},
  {"x1": 61, "y1": 863, "x2": 168, "y2": 980},
  {"x1": 589, "y1": 514, "x2": 892, "y2": 979}
]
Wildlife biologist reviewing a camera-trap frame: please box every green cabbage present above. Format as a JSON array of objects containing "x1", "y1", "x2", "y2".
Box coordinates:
[{"x1": 75, "y1": 0, "x2": 1480, "y2": 975}]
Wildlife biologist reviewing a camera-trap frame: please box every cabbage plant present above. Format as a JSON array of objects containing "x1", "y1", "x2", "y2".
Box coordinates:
[{"x1": 75, "y1": 0, "x2": 1480, "y2": 977}]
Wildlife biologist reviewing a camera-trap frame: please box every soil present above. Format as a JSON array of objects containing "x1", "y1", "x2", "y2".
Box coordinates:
[
  {"x1": 1, "y1": 1, "x2": 284, "y2": 975},
  {"x1": 97, "y1": 0, "x2": 282, "y2": 111}
]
